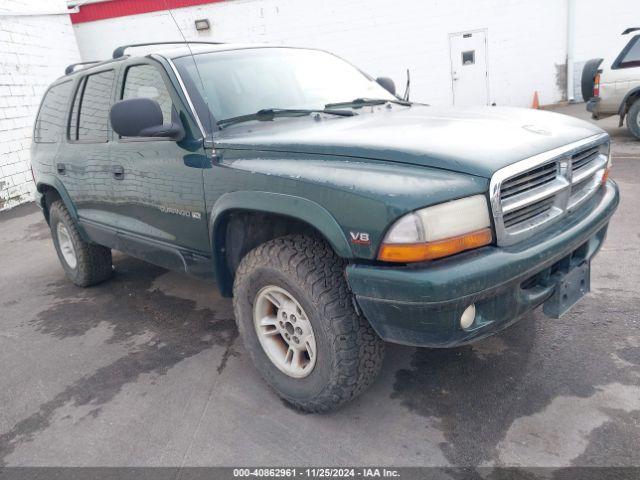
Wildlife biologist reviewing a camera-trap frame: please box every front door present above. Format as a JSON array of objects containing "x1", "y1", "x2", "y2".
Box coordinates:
[
  {"x1": 109, "y1": 60, "x2": 211, "y2": 273},
  {"x1": 449, "y1": 30, "x2": 489, "y2": 106}
]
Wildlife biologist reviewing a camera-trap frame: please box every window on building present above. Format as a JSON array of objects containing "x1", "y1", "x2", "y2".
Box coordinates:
[
  {"x1": 71, "y1": 70, "x2": 115, "y2": 142},
  {"x1": 34, "y1": 81, "x2": 73, "y2": 143},
  {"x1": 122, "y1": 64, "x2": 173, "y2": 124}
]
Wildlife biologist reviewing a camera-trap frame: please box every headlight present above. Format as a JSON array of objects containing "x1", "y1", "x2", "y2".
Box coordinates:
[
  {"x1": 378, "y1": 195, "x2": 493, "y2": 263},
  {"x1": 599, "y1": 142, "x2": 612, "y2": 185}
]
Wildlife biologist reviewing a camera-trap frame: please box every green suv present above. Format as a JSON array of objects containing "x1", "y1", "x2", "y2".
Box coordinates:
[{"x1": 31, "y1": 42, "x2": 619, "y2": 412}]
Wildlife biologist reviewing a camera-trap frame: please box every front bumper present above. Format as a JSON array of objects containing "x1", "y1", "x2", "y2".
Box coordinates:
[{"x1": 346, "y1": 181, "x2": 620, "y2": 348}]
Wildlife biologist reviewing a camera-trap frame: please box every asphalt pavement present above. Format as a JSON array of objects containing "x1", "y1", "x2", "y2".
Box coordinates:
[{"x1": 0, "y1": 104, "x2": 638, "y2": 471}]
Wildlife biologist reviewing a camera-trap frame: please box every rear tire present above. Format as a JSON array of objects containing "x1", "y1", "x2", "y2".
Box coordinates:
[
  {"x1": 49, "y1": 200, "x2": 113, "y2": 287},
  {"x1": 233, "y1": 234, "x2": 385, "y2": 413},
  {"x1": 627, "y1": 99, "x2": 640, "y2": 140}
]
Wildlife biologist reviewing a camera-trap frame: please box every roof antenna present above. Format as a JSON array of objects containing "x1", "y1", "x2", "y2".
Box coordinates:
[
  {"x1": 162, "y1": 0, "x2": 217, "y2": 134},
  {"x1": 403, "y1": 69, "x2": 411, "y2": 102}
]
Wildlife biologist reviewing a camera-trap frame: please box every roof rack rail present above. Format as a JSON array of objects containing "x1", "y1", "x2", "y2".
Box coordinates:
[
  {"x1": 113, "y1": 41, "x2": 225, "y2": 59},
  {"x1": 622, "y1": 27, "x2": 640, "y2": 35},
  {"x1": 65, "y1": 61, "x2": 101, "y2": 75}
]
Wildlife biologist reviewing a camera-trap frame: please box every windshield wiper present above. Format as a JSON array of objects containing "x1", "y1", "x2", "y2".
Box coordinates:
[
  {"x1": 325, "y1": 97, "x2": 412, "y2": 109},
  {"x1": 218, "y1": 108, "x2": 355, "y2": 128}
]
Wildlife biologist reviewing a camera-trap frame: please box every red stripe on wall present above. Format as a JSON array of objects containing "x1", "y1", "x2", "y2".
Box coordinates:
[{"x1": 70, "y1": 0, "x2": 224, "y2": 24}]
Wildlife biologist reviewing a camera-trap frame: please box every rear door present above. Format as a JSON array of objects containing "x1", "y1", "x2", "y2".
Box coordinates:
[
  {"x1": 613, "y1": 35, "x2": 640, "y2": 94},
  {"x1": 599, "y1": 35, "x2": 640, "y2": 112},
  {"x1": 60, "y1": 68, "x2": 118, "y2": 246},
  {"x1": 109, "y1": 59, "x2": 211, "y2": 272}
]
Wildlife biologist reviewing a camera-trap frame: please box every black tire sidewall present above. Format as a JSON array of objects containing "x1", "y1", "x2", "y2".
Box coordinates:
[
  {"x1": 235, "y1": 265, "x2": 339, "y2": 403},
  {"x1": 628, "y1": 100, "x2": 640, "y2": 139},
  {"x1": 49, "y1": 205, "x2": 81, "y2": 281}
]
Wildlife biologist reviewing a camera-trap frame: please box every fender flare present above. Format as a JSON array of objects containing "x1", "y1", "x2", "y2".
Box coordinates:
[
  {"x1": 35, "y1": 173, "x2": 79, "y2": 220},
  {"x1": 618, "y1": 86, "x2": 640, "y2": 122},
  {"x1": 209, "y1": 191, "x2": 353, "y2": 295},
  {"x1": 210, "y1": 191, "x2": 353, "y2": 256},
  {"x1": 34, "y1": 174, "x2": 93, "y2": 242}
]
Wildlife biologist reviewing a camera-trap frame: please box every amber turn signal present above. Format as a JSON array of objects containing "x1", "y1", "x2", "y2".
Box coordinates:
[{"x1": 378, "y1": 228, "x2": 493, "y2": 263}]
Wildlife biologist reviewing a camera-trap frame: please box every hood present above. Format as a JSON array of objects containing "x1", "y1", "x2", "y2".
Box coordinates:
[{"x1": 214, "y1": 105, "x2": 606, "y2": 178}]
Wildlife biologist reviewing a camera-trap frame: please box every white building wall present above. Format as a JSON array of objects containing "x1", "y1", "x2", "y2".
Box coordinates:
[
  {"x1": 72, "y1": 0, "x2": 638, "y2": 108},
  {"x1": 72, "y1": 0, "x2": 570, "y2": 108},
  {"x1": 0, "y1": 0, "x2": 80, "y2": 211}
]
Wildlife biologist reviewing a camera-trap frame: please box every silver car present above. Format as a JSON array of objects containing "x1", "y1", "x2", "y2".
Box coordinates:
[{"x1": 583, "y1": 27, "x2": 640, "y2": 139}]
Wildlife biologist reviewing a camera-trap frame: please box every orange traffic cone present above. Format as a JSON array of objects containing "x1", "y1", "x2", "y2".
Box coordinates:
[{"x1": 532, "y1": 91, "x2": 540, "y2": 109}]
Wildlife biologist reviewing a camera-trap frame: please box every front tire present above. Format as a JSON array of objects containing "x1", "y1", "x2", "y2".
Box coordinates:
[
  {"x1": 627, "y1": 99, "x2": 640, "y2": 140},
  {"x1": 233, "y1": 235, "x2": 384, "y2": 412},
  {"x1": 49, "y1": 200, "x2": 113, "y2": 287}
]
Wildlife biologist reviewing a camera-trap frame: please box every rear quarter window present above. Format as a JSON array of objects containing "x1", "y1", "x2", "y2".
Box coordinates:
[
  {"x1": 613, "y1": 35, "x2": 640, "y2": 69},
  {"x1": 34, "y1": 81, "x2": 73, "y2": 143}
]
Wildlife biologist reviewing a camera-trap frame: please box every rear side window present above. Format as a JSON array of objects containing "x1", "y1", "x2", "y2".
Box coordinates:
[
  {"x1": 122, "y1": 64, "x2": 173, "y2": 123},
  {"x1": 69, "y1": 70, "x2": 115, "y2": 142},
  {"x1": 34, "y1": 81, "x2": 73, "y2": 143},
  {"x1": 614, "y1": 35, "x2": 640, "y2": 69}
]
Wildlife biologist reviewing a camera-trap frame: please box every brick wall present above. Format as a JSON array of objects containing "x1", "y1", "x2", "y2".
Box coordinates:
[{"x1": 0, "y1": 0, "x2": 80, "y2": 211}]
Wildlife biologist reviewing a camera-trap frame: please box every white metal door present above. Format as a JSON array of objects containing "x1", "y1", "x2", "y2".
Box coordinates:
[{"x1": 449, "y1": 30, "x2": 489, "y2": 106}]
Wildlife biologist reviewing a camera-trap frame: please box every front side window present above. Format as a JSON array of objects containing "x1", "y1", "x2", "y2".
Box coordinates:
[
  {"x1": 71, "y1": 70, "x2": 115, "y2": 142},
  {"x1": 615, "y1": 35, "x2": 640, "y2": 69},
  {"x1": 34, "y1": 81, "x2": 73, "y2": 143},
  {"x1": 174, "y1": 48, "x2": 396, "y2": 123},
  {"x1": 122, "y1": 64, "x2": 173, "y2": 124}
]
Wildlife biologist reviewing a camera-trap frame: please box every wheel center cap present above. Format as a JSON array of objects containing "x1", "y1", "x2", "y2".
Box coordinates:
[{"x1": 285, "y1": 322, "x2": 294, "y2": 335}]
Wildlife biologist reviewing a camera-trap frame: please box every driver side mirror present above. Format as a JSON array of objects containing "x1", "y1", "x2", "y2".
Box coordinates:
[
  {"x1": 110, "y1": 98, "x2": 185, "y2": 141},
  {"x1": 376, "y1": 77, "x2": 396, "y2": 96}
]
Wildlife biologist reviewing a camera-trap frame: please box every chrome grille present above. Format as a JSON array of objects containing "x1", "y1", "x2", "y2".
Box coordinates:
[
  {"x1": 490, "y1": 134, "x2": 609, "y2": 246},
  {"x1": 503, "y1": 197, "x2": 555, "y2": 229},
  {"x1": 571, "y1": 146, "x2": 599, "y2": 172},
  {"x1": 500, "y1": 161, "x2": 558, "y2": 200}
]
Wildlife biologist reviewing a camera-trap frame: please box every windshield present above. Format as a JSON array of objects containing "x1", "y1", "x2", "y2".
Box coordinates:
[{"x1": 173, "y1": 48, "x2": 397, "y2": 125}]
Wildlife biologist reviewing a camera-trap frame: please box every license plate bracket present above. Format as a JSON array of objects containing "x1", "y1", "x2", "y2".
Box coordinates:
[{"x1": 543, "y1": 262, "x2": 591, "y2": 319}]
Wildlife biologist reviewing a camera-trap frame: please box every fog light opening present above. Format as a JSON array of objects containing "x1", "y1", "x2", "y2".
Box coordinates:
[{"x1": 460, "y1": 304, "x2": 476, "y2": 330}]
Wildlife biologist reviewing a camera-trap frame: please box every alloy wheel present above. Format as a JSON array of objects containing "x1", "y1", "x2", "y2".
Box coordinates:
[
  {"x1": 56, "y1": 222, "x2": 77, "y2": 269},
  {"x1": 253, "y1": 285, "x2": 317, "y2": 378}
]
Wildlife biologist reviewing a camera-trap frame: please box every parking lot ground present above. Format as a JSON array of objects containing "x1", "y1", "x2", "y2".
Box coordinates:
[{"x1": 0, "y1": 114, "x2": 639, "y2": 469}]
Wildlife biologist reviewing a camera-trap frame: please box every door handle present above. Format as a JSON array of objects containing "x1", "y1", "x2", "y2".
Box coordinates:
[
  {"x1": 112, "y1": 165, "x2": 124, "y2": 180},
  {"x1": 56, "y1": 163, "x2": 66, "y2": 175}
]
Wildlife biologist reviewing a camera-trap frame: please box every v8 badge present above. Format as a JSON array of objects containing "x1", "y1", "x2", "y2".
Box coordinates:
[{"x1": 349, "y1": 231, "x2": 371, "y2": 245}]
